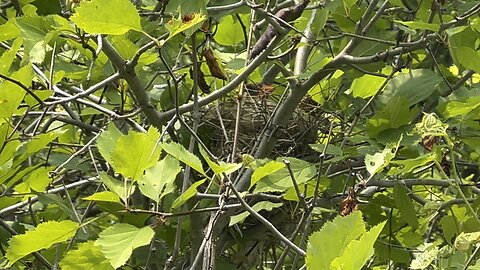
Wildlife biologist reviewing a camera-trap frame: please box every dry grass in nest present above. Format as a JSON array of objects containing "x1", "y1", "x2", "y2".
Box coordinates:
[{"x1": 200, "y1": 94, "x2": 323, "y2": 159}]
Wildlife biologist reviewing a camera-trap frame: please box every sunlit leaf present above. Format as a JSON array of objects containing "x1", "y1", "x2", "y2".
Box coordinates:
[
  {"x1": 330, "y1": 221, "x2": 386, "y2": 269},
  {"x1": 95, "y1": 224, "x2": 154, "y2": 269},
  {"x1": 161, "y1": 142, "x2": 205, "y2": 175},
  {"x1": 110, "y1": 127, "x2": 162, "y2": 181},
  {"x1": 165, "y1": 13, "x2": 206, "y2": 41},
  {"x1": 250, "y1": 161, "x2": 285, "y2": 188},
  {"x1": 71, "y1": 0, "x2": 142, "y2": 35},
  {"x1": 83, "y1": 191, "x2": 121, "y2": 203},
  {"x1": 60, "y1": 241, "x2": 114, "y2": 270},
  {"x1": 97, "y1": 123, "x2": 123, "y2": 166},
  {"x1": 199, "y1": 146, "x2": 242, "y2": 176},
  {"x1": 138, "y1": 155, "x2": 181, "y2": 203},
  {"x1": 410, "y1": 245, "x2": 440, "y2": 269},
  {"x1": 306, "y1": 211, "x2": 366, "y2": 269},
  {"x1": 6, "y1": 220, "x2": 79, "y2": 266},
  {"x1": 171, "y1": 179, "x2": 206, "y2": 209},
  {"x1": 351, "y1": 74, "x2": 386, "y2": 99},
  {"x1": 99, "y1": 172, "x2": 136, "y2": 203},
  {"x1": 254, "y1": 158, "x2": 315, "y2": 193}
]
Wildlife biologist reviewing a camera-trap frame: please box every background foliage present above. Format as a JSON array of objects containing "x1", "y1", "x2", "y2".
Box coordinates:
[{"x1": 0, "y1": 0, "x2": 480, "y2": 269}]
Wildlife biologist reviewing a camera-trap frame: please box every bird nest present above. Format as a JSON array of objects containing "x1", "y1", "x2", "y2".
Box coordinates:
[{"x1": 200, "y1": 93, "x2": 323, "y2": 160}]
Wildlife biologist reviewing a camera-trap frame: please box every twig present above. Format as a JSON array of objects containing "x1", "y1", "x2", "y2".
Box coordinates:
[{"x1": 227, "y1": 181, "x2": 307, "y2": 256}]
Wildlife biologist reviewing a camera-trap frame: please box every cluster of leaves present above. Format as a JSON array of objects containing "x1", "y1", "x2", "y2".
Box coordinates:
[{"x1": 0, "y1": 0, "x2": 479, "y2": 269}]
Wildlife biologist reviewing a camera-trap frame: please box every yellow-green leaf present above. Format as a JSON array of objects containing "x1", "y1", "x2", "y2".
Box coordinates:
[{"x1": 71, "y1": 0, "x2": 142, "y2": 35}]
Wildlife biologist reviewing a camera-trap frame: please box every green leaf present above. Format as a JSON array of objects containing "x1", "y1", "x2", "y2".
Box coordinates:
[
  {"x1": 388, "y1": 151, "x2": 438, "y2": 175},
  {"x1": 379, "y1": 69, "x2": 442, "y2": 106},
  {"x1": 283, "y1": 177, "x2": 330, "y2": 201},
  {"x1": 171, "y1": 179, "x2": 206, "y2": 209},
  {"x1": 0, "y1": 20, "x2": 20, "y2": 42},
  {"x1": 6, "y1": 220, "x2": 79, "y2": 266},
  {"x1": 250, "y1": 161, "x2": 285, "y2": 188},
  {"x1": 351, "y1": 74, "x2": 386, "y2": 99},
  {"x1": 254, "y1": 158, "x2": 316, "y2": 193},
  {"x1": 229, "y1": 201, "x2": 283, "y2": 226},
  {"x1": 60, "y1": 241, "x2": 114, "y2": 270},
  {"x1": 199, "y1": 146, "x2": 242, "y2": 175},
  {"x1": 15, "y1": 14, "x2": 60, "y2": 63},
  {"x1": 214, "y1": 14, "x2": 249, "y2": 45},
  {"x1": 0, "y1": 65, "x2": 32, "y2": 122},
  {"x1": 439, "y1": 95, "x2": 480, "y2": 119},
  {"x1": 37, "y1": 194, "x2": 79, "y2": 221},
  {"x1": 306, "y1": 211, "x2": 366, "y2": 270},
  {"x1": 331, "y1": 221, "x2": 386, "y2": 270},
  {"x1": 110, "y1": 127, "x2": 161, "y2": 181},
  {"x1": 165, "y1": 13, "x2": 206, "y2": 42},
  {"x1": 95, "y1": 224, "x2": 154, "y2": 269},
  {"x1": 410, "y1": 245, "x2": 440, "y2": 269},
  {"x1": 0, "y1": 37, "x2": 22, "y2": 74},
  {"x1": 395, "y1": 20, "x2": 440, "y2": 31},
  {"x1": 14, "y1": 129, "x2": 63, "y2": 165},
  {"x1": 70, "y1": 0, "x2": 142, "y2": 35},
  {"x1": 97, "y1": 123, "x2": 123, "y2": 166},
  {"x1": 393, "y1": 184, "x2": 419, "y2": 227},
  {"x1": 454, "y1": 46, "x2": 480, "y2": 74},
  {"x1": 83, "y1": 191, "x2": 121, "y2": 203},
  {"x1": 454, "y1": 231, "x2": 480, "y2": 251},
  {"x1": 161, "y1": 142, "x2": 205, "y2": 175},
  {"x1": 309, "y1": 144, "x2": 343, "y2": 156},
  {"x1": 366, "y1": 96, "x2": 419, "y2": 138},
  {"x1": 99, "y1": 172, "x2": 136, "y2": 203},
  {"x1": 13, "y1": 166, "x2": 54, "y2": 194},
  {"x1": 138, "y1": 155, "x2": 181, "y2": 203},
  {"x1": 365, "y1": 138, "x2": 401, "y2": 177}
]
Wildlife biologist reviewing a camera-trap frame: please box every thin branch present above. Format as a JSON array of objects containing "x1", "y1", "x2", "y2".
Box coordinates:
[{"x1": 227, "y1": 181, "x2": 307, "y2": 256}]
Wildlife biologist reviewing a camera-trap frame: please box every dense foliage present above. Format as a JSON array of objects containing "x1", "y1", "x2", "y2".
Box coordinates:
[{"x1": 0, "y1": 0, "x2": 479, "y2": 269}]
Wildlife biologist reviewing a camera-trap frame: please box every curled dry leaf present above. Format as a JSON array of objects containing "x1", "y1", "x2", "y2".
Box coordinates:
[
  {"x1": 340, "y1": 188, "x2": 358, "y2": 216},
  {"x1": 203, "y1": 48, "x2": 227, "y2": 80},
  {"x1": 189, "y1": 66, "x2": 211, "y2": 94}
]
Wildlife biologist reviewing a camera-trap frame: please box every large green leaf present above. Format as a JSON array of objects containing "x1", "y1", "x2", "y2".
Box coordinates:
[
  {"x1": 161, "y1": 142, "x2": 205, "y2": 175},
  {"x1": 138, "y1": 155, "x2": 181, "y2": 203},
  {"x1": 70, "y1": 0, "x2": 142, "y2": 35},
  {"x1": 95, "y1": 224, "x2": 155, "y2": 269},
  {"x1": 306, "y1": 211, "x2": 366, "y2": 269},
  {"x1": 60, "y1": 241, "x2": 114, "y2": 270},
  {"x1": 254, "y1": 158, "x2": 316, "y2": 193},
  {"x1": 366, "y1": 96, "x2": 419, "y2": 138},
  {"x1": 330, "y1": 220, "x2": 386, "y2": 270},
  {"x1": 393, "y1": 184, "x2": 419, "y2": 227},
  {"x1": 110, "y1": 127, "x2": 161, "y2": 181},
  {"x1": 6, "y1": 220, "x2": 79, "y2": 266},
  {"x1": 378, "y1": 69, "x2": 442, "y2": 106},
  {"x1": 215, "y1": 14, "x2": 249, "y2": 45}
]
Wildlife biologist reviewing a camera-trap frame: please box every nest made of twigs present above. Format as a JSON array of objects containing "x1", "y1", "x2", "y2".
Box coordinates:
[{"x1": 200, "y1": 93, "x2": 323, "y2": 159}]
